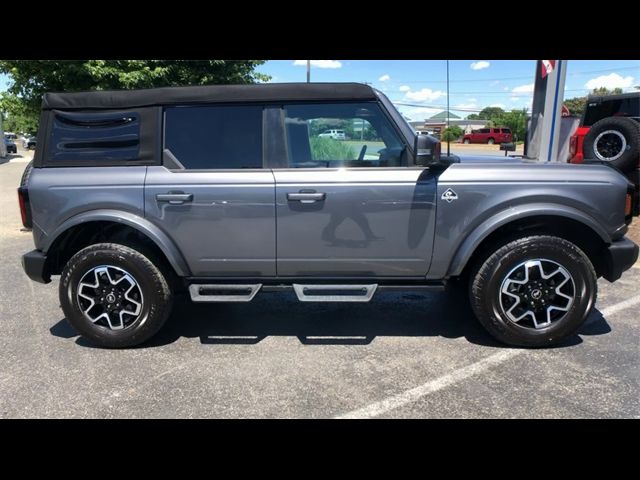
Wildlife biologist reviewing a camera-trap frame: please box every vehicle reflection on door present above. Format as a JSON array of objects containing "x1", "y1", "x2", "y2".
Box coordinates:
[{"x1": 321, "y1": 200, "x2": 382, "y2": 248}]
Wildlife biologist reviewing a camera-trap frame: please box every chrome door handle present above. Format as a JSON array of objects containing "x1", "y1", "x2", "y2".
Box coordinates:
[
  {"x1": 287, "y1": 191, "x2": 326, "y2": 204},
  {"x1": 156, "y1": 192, "x2": 193, "y2": 205}
]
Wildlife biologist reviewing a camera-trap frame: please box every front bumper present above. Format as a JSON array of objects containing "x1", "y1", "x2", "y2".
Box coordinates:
[
  {"x1": 22, "y1": 250, "x2": 51, "y2": 284},
  {"x1": 602, "y1": 237, "x2": 639, "y2": 282}
]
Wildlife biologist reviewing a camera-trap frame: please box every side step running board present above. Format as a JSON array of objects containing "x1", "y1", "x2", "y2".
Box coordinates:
[
  {"x1": 189, "y1": 284, "x2": 262, "y2": 302},
  {"x1": 292, "y1": 284, "x2": 377, "y2": 302}
]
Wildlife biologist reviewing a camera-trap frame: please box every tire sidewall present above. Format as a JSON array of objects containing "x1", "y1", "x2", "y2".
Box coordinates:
[
  {"x1": 60, "y1": 245, "x2": 170, "y2": 347},
  {"x1": 477, "y1": 239, "x2": 596, "y2": 346},
  {"x1": 583, "y1": 117, "x2": 640, "y2": 172}
]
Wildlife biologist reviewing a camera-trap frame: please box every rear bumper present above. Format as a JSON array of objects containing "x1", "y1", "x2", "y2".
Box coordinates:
[
  {"x1": 22, "y1": 250, "x2": 51, "y2": 284},
  {"x1": 602, "y1": 237, "x2": 639, "y2": 282}
]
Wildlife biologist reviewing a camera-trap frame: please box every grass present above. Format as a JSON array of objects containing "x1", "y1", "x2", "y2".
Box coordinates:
[{"x1": 310, "y1": 137, "x2": 355, "y2": 160}]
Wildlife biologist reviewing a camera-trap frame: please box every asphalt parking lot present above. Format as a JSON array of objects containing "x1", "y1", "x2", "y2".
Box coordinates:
[{"x1": 1, "y1": 153, "x2": 638, "y2": 418}]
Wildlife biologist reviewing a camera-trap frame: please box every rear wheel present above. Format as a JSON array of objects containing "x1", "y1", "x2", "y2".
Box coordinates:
[
  {"x1": 463, "y1": 138, "x2": 471, "y2": 144},
  {"x1": 469, "y1": 236, "x2": 597, "y2": 347},
  {"x1": 487, "y1": 138, "x2": 495, "y2": 145},
  {"x1": 60, "y1": 243, "x2": 173, "y2": 348}
]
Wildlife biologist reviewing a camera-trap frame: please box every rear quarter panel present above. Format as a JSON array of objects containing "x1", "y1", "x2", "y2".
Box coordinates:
[
  {"x1": 427, "y1": 161, "x2": 630, "y2": 279},
  {"x1": 27, "y1": 166, "x2": 147, "y2": 250}
]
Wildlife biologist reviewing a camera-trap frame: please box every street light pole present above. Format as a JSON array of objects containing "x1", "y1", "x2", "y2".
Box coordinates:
[
  {"x1": 307, "y1": 60, "x2": 310, "y2": 83},
  {"x1": 446, "y1": 59, "x2": 450, "y2": 157}
]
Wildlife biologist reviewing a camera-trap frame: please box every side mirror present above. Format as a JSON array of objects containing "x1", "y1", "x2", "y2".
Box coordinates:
[
  {"x1": 414, "y1": 133, "x2": 441, "y2": 167},
  {"x1": 500, "y1": 142, "x2": 516, "y2": 152}
]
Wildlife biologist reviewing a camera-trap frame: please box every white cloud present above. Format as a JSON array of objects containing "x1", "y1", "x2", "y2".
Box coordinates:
[
  {"x1": 470, "y1": 61, "x2": 490, "y2": 71},
  {"x1": 503, "y1": 86, "x2": 510, "y2": 91},
  {"x1": 404, "y1": 87, "x2": 447, "y2": 102},
  {"x1": 490, "y1": 80, "x2": 500, "y2": 87},
  {"x1": 512, "y1": 83, "x2": 534, "y2": 93},
  {"x1": 585, "y1": 73, "x2": 635, "y2": 90},
  {"x1": 510, "y1": 97, "x2": 520, "y2": 102},
  {"x1": 490, "y1": 103, "x2": 506, "y2": 109},
  {"x1": 293, "y1": 60, "x2": 342, "y2": 69},
  {"x1": 399, "y1": 85, "x2": 410, "y2": 92},
  {"x1": 378, "y1": 74, "x2": 390, "y2": 82}
]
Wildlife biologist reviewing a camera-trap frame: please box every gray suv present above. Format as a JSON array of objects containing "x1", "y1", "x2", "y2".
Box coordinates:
[{"x1": 19, "y1": 83, "x2": 639, "y2": 348}]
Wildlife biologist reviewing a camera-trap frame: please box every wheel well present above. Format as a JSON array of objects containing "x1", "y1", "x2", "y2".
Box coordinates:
[
  {"x1": 460, "y1": 215, "x2": 608, "y2": 280},
  {"x1": 45, "y1": 221, "x2": 176, "y2": 280}
]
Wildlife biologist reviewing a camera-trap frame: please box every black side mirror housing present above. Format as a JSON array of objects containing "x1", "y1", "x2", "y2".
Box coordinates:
[
  {"x1": 414, "y1": 133, "x2": 441, "y2": 167},
  {"x1": 500, "y1": 142, "x2": 516, "y2": 152}
]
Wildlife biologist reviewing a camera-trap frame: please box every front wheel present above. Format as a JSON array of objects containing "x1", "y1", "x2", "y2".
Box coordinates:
[
  {"x1": 60, "y1": 243, "x2": 173, "y2": 348},
  {"x1": 463, "y1": 138, "x2": 471, "y2": 144},
  {"x1": 487, "y1": 138, "x2": 495, "y2": 145},
  {"x1": 469, "y1": 236, "x2": 597, "y2": 347}
]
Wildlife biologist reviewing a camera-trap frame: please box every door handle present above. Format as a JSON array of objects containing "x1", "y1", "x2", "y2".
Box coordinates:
[
  {"x1": 287, "y1": 191, "x2": 326, "y2": 204},
  {"x1": 156, "y1": 192, "x2": 193, "y2": 205}
]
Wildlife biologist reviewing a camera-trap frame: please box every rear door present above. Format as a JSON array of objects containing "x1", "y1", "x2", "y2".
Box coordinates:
[
  {"x1": 144, "y1": 104, "x2": 276, "y2": 277},
  {"x1": 270, "y1": 102, "x2": 437, "y2": 277}
]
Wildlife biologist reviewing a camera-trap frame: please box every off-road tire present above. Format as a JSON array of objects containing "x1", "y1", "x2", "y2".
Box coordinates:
[
  {"x1": 583, "y1": 117, "x2": 640, "y2": 173},
  {"x1": 60, "y1": 243, "x2": 173, "y2": 348},
  {"x1": 469, "y1": 235, "x2": 597, "y2": 347}
]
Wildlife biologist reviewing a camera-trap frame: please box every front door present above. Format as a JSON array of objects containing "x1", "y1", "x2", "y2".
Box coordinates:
[
  {"x1": 145, "y1": 104, "x2": 276, "y2": 277},
  {"x1": 273, "y1": 102, "x2": 437, "y2": 277}
]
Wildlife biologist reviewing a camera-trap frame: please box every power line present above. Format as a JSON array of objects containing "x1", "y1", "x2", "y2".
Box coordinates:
[{"x1": 387, "y1": 65, "x2": 640, "y2": 85}]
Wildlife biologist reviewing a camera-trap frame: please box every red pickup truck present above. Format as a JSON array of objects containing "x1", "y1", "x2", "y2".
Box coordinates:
[
  {"x1": 462, "y1": 127, "x2": 512, "y2": 145},
  {"x1": 569, "y1": 92, "x2": 639, "y2": 174}
]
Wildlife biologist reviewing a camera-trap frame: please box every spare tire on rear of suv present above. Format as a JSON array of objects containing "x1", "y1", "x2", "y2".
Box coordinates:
[{"x1": 583, "y1": 117, "x2": 640, "y2": 173}]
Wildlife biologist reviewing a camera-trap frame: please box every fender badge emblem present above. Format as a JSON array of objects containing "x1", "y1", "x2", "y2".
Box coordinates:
[{"x1": 441, "y1": 188, "x2": 459, "y2": 203}]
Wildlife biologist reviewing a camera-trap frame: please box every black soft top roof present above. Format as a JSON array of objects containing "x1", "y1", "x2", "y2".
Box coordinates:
[{"x1": 42, "y1": 82, "x2": 377, "y2": 110}]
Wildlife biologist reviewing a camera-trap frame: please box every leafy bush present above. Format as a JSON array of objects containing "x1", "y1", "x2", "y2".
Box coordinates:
[
  {"x1": 310, "y1": 137, "x2": 355, "y2": 160},
  {"x1": 441, "y1": 125, "x2": 464, "y2": 142}
]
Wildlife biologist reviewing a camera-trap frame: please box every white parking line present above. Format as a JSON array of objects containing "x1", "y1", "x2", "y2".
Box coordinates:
[{"x1": 336, "y1": 294, "x2": 640, "y2": 419}]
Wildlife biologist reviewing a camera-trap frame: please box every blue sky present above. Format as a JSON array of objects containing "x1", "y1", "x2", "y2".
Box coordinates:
[
  {"x1": 258, "y1": 60, "x2": 640, "y2": 120},
  {"x1": 2, "y1": 60, "x2": 638, "y2": 121}
]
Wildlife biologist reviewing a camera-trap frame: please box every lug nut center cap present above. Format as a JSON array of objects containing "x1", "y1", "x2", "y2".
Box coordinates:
[
  {"x1": 106, "y1": 293, "x2": 116, "y2": 304},
  {"x1": 531, "y1": 289, "x2": 542, "y2": 300}
]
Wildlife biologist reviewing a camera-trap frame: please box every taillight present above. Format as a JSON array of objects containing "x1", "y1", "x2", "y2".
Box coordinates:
[{"x1": 17, "y1": 187, "x2": 32, "y2": 229}]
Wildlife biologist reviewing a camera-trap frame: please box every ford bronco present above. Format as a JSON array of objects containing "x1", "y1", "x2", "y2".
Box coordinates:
[{"x1": 19, "y1": 83, "x2": 639, "y2": 348}]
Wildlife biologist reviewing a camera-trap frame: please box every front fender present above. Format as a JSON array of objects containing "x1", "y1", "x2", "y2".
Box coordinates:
[
  {"x1": 43, "y1": 209, "x2": 190, "y2": 276},
  {"x1": 445, "y1": 204, "x2": 611, "y2": 277}
]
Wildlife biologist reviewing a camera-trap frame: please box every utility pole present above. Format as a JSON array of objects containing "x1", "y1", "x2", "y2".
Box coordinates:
[
  {"x1": 306, "y1": 60, "x2": 310, "y2": 83},
  {"x1": 446, "y1": 60, "x2": 451, "y2": 157}
]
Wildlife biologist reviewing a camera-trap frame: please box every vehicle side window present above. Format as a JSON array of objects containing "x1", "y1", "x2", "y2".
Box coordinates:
[
  {"x1": 48, "y1": 110, "x2": 141, "y2": 163},
  {"x1": 164, "y1": 105, "x2": 262, "y2": 169},
  {"x1": 282, "y1": 102, "x2": 406, "y2": 168},
  {"x1": 502, "y1": 128, "x2": 511, "y2": 134},
  {"x1": 479, "y1": 128, "x2": 490, "y2": 134}
]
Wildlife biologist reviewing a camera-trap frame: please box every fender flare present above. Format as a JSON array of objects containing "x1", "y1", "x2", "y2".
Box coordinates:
[
  {"x1": 446, "y1": 203, "x2": 611, "y2": 277},
  {"x1": 42, "y1": 209, "x2": 191, "y2": 276}
]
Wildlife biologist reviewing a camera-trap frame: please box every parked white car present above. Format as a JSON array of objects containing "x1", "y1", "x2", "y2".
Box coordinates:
[{"x1": 318, "y1": 129, "x2": 346, "y2": 140}]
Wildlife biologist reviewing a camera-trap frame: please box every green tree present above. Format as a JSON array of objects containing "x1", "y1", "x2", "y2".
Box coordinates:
[
  {"x1": 476, "y1": 106, "x2": 505, "y2": 120},
  {"x1": 441, "y1": 125, "x2": 463, "y2": 142},
  {"x1": 493, "y1": 109, "x2": 528, "y2": 141},
  {"x1": 466, "y1": 113, "x2": 480, "y2": 120},
  {"x1": 0, "y1": 60, "x2": 269, "y2": 129},
  {"x1": 591, "y1": 87, "x2": 623, "y2": 96},
  {"x1": 0, "y1": 93, "x2": 39, "y2": 134}
]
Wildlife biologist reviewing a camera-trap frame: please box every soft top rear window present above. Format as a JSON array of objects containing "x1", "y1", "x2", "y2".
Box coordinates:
[{"x1": 39, "y1": 108, "x2": 160, "y2": 167}]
